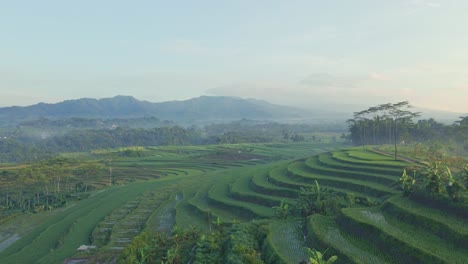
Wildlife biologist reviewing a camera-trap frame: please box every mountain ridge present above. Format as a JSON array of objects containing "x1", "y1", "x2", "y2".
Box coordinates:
[{"x1": 0, "y1": 95, "x2": 307, "y2": 125}]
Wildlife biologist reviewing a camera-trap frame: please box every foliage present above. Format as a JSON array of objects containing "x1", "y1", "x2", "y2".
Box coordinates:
[
  {"x1": 194, "y1": 232, "x2": 224, "y2": 263},
  {"x1": 272, "y1": 199, "x2": 289, "y2": 219},
  {"x1": 349, "y1": 109, "x2": 468, "y2": 157},
  {"x1": 120, "y1": 226, "x2": 200, "y2": 264},
  {"x1": 411, "y1": 160, "x2": 468, "y2": 202},
  {"x1": 462, "y1": 164, "x2": 468, "y2": 189},
  {"x1": 347, "y1": 101, "x2": 420, "y2": 150},
  {"x1": 294, "y1": 180, "x2": 339, "y2": 217},
  {"x1": 223, "y1": 221, "x2": 268, "y2": 264},
  {"x1": 0, "y1": 138, "x2": 53, "y2": 163},
  {"x1": 122, "y1": 222, "x2": 268, "y2": 264},
  {"x1": 400, "y1": 169, "x2": 416, "y2": 196},
  {"x1": 305, "y1": 248, "x2": 338, "y2": 264}
]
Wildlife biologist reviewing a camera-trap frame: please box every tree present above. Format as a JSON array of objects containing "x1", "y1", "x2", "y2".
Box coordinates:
[
  {"x1": 388, "y1": 101, "x2": 420, "y2": 160},
  {"x1": 347, "y1": 101, "x2": 420, "y2": 159}
]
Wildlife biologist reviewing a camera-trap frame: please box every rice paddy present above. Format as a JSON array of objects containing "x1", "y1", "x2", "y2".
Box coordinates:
[{"x1": 0, "y1": 142, "x2": 466, "y2": 263}]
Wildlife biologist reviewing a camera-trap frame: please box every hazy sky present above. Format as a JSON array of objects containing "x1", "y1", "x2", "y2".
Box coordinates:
[{"x1": 1, "y1": 0, "x2": 467, "y2": 112}]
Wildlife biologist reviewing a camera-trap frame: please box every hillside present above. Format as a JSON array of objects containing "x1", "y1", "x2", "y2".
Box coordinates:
[{"x1": 0, "y1": 96, "x2": 306, "y2": 125}]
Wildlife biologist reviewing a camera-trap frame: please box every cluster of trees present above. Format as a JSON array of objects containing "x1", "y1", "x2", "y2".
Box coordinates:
[
  {"x1": 0, "y1": 126, "x2": 203, "y2": 162},
  {"x1": 43, "y1": 126, "x2": 201, "y2": 152},
  {"x1": 0, "y1": 139, "x2": 53, "y2": 163},
  {"x1": 17, "y1": 116, "x2": 167, "y2": 129},
  {"x1": 347, "y1": 101, "x2": 420, "y2": 146},
  {"x1": 204, "y1": 119, "x2": 345, "y2": 136},
  {"x1": 0, "y1": 119, "x2": 340, "y2": 162},
  {"x1": 347, "y1": 101, "x2": 468, "y2": 156},
  {"x1": 0, "y1": 158, "x2": 104, "y2": 212}
]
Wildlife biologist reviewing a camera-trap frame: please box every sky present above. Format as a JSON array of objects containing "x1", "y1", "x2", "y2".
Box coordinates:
[{"x1": 1, "y1": 0, "x2": 467, "y2": 113}]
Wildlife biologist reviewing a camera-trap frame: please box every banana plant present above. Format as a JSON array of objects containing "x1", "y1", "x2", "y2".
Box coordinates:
[
  {"x1": 424, "y1": 161, "x2": 444, "y2": 194},
  {"x1": 400, "y1": 169, "x2": 416, "y2": 196},
  {"x1": 463, "y1": 164, "x2": 468, "y2": 189},
  {"x1": 306, "y1": 248, "x2": 338, "y2": 264},
  {"x1": 446, "y1": 166, "x2": 466, "y2": 201},
  {"x1": 272, "y1": 199, "x2": 289, "y2": 219}
]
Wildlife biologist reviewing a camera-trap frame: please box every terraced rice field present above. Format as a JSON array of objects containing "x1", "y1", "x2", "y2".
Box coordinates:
[
  {"x1": 0, "y1": 142, "x2": 340, "y2": 262},
  {"x1": 171, "y1": 146, "x2": 467, "y2": 263},
  {"x1": 1, "y1": 143, "x2": 466, "y2": 263}
]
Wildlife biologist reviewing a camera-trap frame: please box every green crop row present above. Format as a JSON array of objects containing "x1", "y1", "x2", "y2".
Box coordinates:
[
  {"x1": 229, "y1": 174, "x2": 293, "y2": 207},
  {"x1": 0, "y1": 176, "x2": 185, "y2": 263},
  {"x1": 288, "y1": 162, "x2": 396, "y2": 197},
  {"x1": 307, "y1": 214, "x2": 394, "y2": 264},
  {"x1": 317, "y1": 152, "x2": 403, "y2": 176},
  {"x1": 382, "y1": 196, "x2": 468, "y2": 248},
  {"x1": 208, "y1": 182, "x2": 274, "y2": 219},
  {"x1": 267, "y1": 220, "x2": 309, "y2": 263},
  {"x1": 250, "y1": 170, "x2": 298, "y2": 198},
  {"x1": 332, "y1": 150, "x2": 407, "y2": 168},
  {"x1": 304, "y1": 156, "x2": 399, "y2": 185},
  {"x1": 338, "y1": 208, "x2": 467, "y2": 264},
  {"x1": 187, "y1": 186, "x2": 248, "y2": 224}
]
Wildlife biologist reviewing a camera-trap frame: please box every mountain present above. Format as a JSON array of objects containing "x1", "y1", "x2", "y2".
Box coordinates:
[
  {"x1": 153, "y1": 96, "x2": 305, "y2": 122},
  {"x1": 0, "y1": 95, "x2": 307, "y2": 125}
]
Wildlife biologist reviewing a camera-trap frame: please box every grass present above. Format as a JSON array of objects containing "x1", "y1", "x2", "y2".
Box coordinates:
[
  {"x1": 250, "y1": 170, "x2": 298, "y2": 198},
  {"x1": 2, "y1": 143, "x2": 466, "y2": 263},
  {"x1": 382, "y1": 196, "x2": 468, "y2": 248},
  {"x1": 304, "y1": 156, "x2": 400, "y2": 185},
  {"x1": 0, "y1": 176, "x2": 185, "y2": 263},
  {"x1": 268, "y1": 220, "x2": 309, "y2": 263},
  {"x1": 187, "y1": 186, "x2": 247, "y2": 225},
  {"x1": 288, "y1": 162, "x2": 397, "y2": 197},
  {"x1": 332, "y1": 149, "x2": 408, "y2": 168},
  {"x1": 229, "y1": 168, "x2": 294, "y2": 207},
  {"x1": 317, "y1": 152, "x2": 403, "y2": 176},
  {"x1": 338, "y1": 207, "x2": 467, "y2": 264},
  {"x1": 268, "y1": 165, "x2": 379, "y2": 203},
  {"x1": 208, "y1": 180, "x2": 274, "y2": 219},
  {"x1": 308, "y1": 214, "x2": 395, "y2": 264}
]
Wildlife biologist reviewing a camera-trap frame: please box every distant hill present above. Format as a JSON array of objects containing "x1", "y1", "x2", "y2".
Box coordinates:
[
  {"x1": 0, "y1": 95, "x2": 307, "y2": 125},
  {"x1": 413, "y1": 107, "x2": 466, "y2": 124}
]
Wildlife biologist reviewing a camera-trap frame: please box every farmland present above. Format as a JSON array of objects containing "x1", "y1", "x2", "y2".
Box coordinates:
[{"x1": 0, "y1": 141, "x2": 467, "y2": 263}]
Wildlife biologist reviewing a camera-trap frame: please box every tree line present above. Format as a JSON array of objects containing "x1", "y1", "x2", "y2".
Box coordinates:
[
  {"x1": 0, "y1": 121, "x2": 339, "y2": 163},
  {"x1": 0, "y1": 158, "x2": 104, "y2": 212},
  {"x1": 347, "y1": 101, "x2": 468, "y2": 156}
]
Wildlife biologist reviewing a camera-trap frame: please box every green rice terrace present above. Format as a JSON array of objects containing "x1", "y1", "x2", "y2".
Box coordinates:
[{"x1": 0, "y1": 142, "x2": 467, "y2": 263}]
